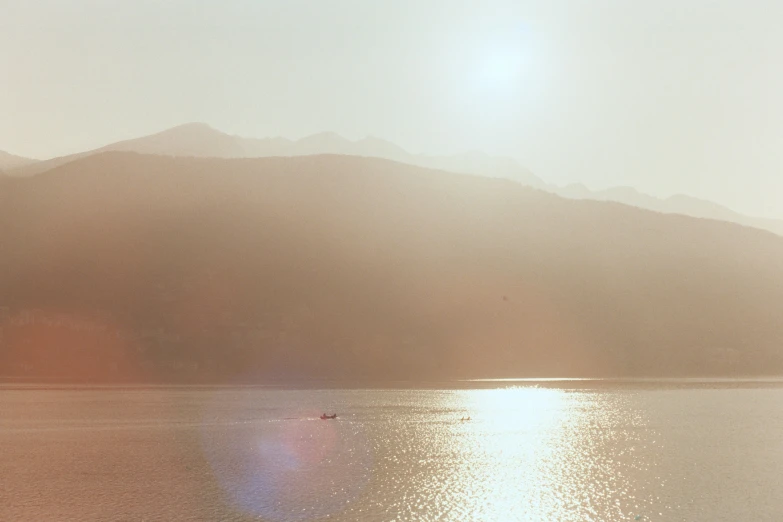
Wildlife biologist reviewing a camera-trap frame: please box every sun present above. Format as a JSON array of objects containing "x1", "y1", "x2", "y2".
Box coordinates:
[
  {"x1": 471, "y1": 25, "x2": 532, "y2": 98},
  {"x1": 479, "y1": 50, "x2": 525, "y2": 87}
]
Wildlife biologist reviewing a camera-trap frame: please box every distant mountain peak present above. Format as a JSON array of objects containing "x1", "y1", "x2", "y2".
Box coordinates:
[
  {"x1": 296, "y1": 131, "x2": 350, "y2": 145},
  {"x1": 90, "y1": 122, "x2": 242, "y2": 158},
  {"x1": 7, "y1": 123, "x2": 544, "y2": 188},
  {"x1": 360, "y1": 135, "x2": 397, "y2": 145},
  {"x1": 154, "y1": 122, "x2": 224, "y2": 137},
  {"x1": 171, "y1": 121, "x2": 214, "y2": 130},
  {"x1": 303, "y1": 131, "x2": 343, "y2": 139}
]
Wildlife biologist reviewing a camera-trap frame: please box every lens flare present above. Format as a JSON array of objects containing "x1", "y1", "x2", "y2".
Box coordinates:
[
  {"x1": 199, "y1": 392, "x2": 373, "y2": 521},
  {"x1": 0, "y1": 308, "x2": 142, "y2": 383}
]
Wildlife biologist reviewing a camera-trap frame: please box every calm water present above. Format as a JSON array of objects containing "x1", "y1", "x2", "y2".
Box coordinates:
[{"x1": 2, "y1": 383, "x2": 783, "y2": 521}]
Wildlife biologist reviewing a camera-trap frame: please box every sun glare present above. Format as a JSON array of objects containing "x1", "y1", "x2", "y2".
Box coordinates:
[
  {"x1": 472, "y1": 24, "x2": 531, "y2": 96},
  {"x1": 466, "y1": 386, "x2": 566, "y2": 431},
  {"x1": 479, "y1": 51, "x2": 525, "y2": 87}
]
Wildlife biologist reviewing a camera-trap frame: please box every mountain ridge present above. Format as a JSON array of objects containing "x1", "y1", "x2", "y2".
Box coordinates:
[
  {"x1": 9, "y1": 123, "x2": 543, "y2": 187},
  {"x1": 7, "y1": 123, "x2": 782, "y2": 236},
  {"x1": 553, "y1": 183, "x2": 783, "y2": 236}
]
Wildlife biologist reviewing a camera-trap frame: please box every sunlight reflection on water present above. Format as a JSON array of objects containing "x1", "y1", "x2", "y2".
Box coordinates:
[
  {"x1": 359, "y1": 387, "x2": 664, "y2": 521},
  {"x1": 7, "y1": 386, "x2": 783, "y2": 520},
  {"x1": 199, "y1": 387, "x2": 666, "y2": 521}
]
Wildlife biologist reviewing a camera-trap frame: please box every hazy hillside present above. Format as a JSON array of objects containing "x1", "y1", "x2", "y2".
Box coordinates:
[
  {"x1": 1, "y1": 152, "x2": 782, "y2": 383},
  {"x1": 555, "y1": 184, "x2": 783, "y2": 237},
  {"x1": 13, "y1": 123, "x2": 782, "y2": 238},
  {"x1": 0, "y1": 150, "x2": 37, "y2": 170},
  {"x1": 10, "y1": 123, "x2": 543, "y2": 187}
]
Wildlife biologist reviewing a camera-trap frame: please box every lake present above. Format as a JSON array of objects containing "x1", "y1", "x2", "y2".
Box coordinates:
[{"x1": 2, "y1": 381, "x2": 782, "y2": 521}]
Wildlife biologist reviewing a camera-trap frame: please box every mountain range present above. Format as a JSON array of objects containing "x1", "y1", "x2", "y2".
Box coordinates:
[
  {"x1": 553, "y1": 184, "x2": 783, "y2": 237},
  {"x1": 1, "y1": 152, "x2": 782, "y2": 382},
  {"x1": 8, "y1": 122, "x2": 543, "y2": 187},
  {"x1": 6, "y1": 123, "x2": 782, "y2": 237}
]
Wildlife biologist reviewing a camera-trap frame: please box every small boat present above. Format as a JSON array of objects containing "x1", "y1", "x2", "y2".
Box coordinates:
[{"x1": 320, "y1": 413, "x2": 337, "y2": 420}]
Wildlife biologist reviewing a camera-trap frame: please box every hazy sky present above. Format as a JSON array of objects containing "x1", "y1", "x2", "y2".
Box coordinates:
[{"x1": 2, "y1": 0, "x2": 782, "y2": 218}]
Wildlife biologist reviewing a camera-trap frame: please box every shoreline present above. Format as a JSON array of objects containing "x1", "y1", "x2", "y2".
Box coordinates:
[{"x1": 3, "y1": 376, "x2": 783, "y2": 391}]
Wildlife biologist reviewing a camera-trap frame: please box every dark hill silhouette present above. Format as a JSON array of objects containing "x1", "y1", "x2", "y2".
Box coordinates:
[{"x1": 1, "y1": 152, "x2": 782, "y2": 383}]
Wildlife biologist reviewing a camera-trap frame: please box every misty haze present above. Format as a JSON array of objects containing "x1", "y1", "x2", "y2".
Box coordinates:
[{"x1": 2, "y1": 1, "x2": 783, "y2": 521}]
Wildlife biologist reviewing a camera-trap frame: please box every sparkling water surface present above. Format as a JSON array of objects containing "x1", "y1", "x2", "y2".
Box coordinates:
[{"x1": 2, "y1": 382, "x2": 783, "y2": 521}]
